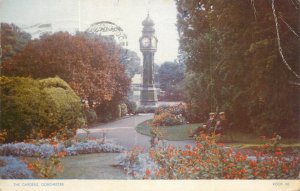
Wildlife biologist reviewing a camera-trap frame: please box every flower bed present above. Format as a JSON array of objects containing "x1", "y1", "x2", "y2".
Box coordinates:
[
  {"x1": 0, "y1": 156, "x2": 33, "y2": 179},
  {"x1": 0, "y1": 139, "x2": 124, "y2": 158},
  {"x1": 117, "y1": 134, "x2": 300, "y2": 179},
  {"x1": 115, "y1": 146, "x2": 159, "y2": 179},
  {"x1": 152, "y1": 104, "x2": 187, "y2": 127}
]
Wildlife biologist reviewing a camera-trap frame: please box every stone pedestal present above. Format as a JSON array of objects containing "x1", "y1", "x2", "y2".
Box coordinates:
[{"x1": 140, "y1": 84, "x2": 158, "y2": 106}]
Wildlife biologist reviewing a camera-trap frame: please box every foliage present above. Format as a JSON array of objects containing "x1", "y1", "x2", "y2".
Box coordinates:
[
  {"x1": 2, "y1": 32, "x2": 130, "y2": 106},
  {"x1": 0, "y1": 138, "x2": 124, "y2": 157},
  {"x1": 119, "y1": 134, "x2": 300, "y2": 179},
  {"x1": 0, "y1": 23, "x2": 31, "y2": 61},
  {"x1": 0, "y1": 76, "x2": 85, "y2": 142},
  {"x1": 84, "y1": 108, "x2": 98, "y2": 125},
  {"x1": 119, "y1": 48, "x2": 142, "y2": 78},
  {"x1": 82, "y1": 32, "x2": 142, "y2": 78},
  {"x1": 176, "y1": 0, "x2": 299, "y2": 137},
  {"x1": 0, "y1": 156, "x2": 33, "y2": 179},
  {"x1": 158, "y1": 61, "x2": 185, "y2": 101},
  {"x1": 154, "y1": 104, "x2": 186, "y2": 116},
  {"x1": 152, "y1": 111, "x2": 184, "y2": 127},
  {"x1": 0, "y1": 130, "x2": 7, "y2": 144},
  {"x1": 23, "y1": 153, "x2": 65, "y2": 178},
  {"x1": 125, "y1": 100, "x2": 137, "y2": 114},
  {"x1": 116, "y1": 146, "x2": 159, "y2": 179},
  {"x1": 95, "y1": 99, "x2": 121, "y2": 122},
  {"x1": 152, "y1": 104, "x2": 187, "y2": 126}
]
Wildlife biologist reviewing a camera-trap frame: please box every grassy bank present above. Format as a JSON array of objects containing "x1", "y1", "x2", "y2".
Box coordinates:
[
  {"x1": 135, "y1": 120, "x2": 200, "y2": 141},
  {"x1": 136, "y1": 120, "x2": 300, "y2": 149}
]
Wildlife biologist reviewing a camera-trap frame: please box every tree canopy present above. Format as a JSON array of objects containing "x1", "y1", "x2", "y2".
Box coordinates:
[
  {"x1": 176, "y1": 0, "x2": 299, "y2": 136},
  {"x1": 0, "y1": 23, "x2": 31, "y2": 61},
  {"x1": 2, "y1": 32, "x2": 130, "y2": 105},
  {"x1": 158, "y1": 61, "x2": 185, "y2": 100}
]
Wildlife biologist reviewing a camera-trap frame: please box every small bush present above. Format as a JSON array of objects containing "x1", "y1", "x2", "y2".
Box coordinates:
[
  {"x1": 151, "y1": 104, "x2": 187, "y2": 126},
  {"x1": 125, "y1": 100, "x2": 137, "y2": 114},
  {"x1": 0, "y1": 76, "x2": 86, "y2": 142},
  {"x1": 95, "y1": 100, "x2": 121, "y2": 122},
  {"x1": 84, "y1": 108, "x2": 98, "y2": 125}
]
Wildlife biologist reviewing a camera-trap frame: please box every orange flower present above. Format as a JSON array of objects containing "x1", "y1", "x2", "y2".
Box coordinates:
[
  {"x1": 57, "y1": 151, "x2": 66, "y2": 158},
  {"x1": 27, "y1": 163, "x2": 34, "y2": 170}
]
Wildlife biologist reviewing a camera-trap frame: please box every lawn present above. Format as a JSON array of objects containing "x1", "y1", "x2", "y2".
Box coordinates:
[
  {"x1": 135, "y1": 119, "x2": 200, "y2": 141},
  {"x1": 136, "y1": 120, "x2": 300, "y2": 148}
]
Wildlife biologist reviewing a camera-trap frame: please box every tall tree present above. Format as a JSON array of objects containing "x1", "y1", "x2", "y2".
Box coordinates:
[
  {"x1": 158, "y1": 61, "x2": 185, "y2": 100},
  {"x1": 0, "y1": 23, "x2": 31, "y2": 61},
  {"x1": 2, "y1": 32, "x2": 130, "y2": 105},
  {"x1": 176, "y1": 0, "x2": 299, "y2": 136}
]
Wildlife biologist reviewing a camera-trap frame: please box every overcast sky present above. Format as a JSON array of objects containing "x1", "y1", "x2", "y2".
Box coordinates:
[{"x1": 0, "y1": 0, "x2": 179, "y2": 64}]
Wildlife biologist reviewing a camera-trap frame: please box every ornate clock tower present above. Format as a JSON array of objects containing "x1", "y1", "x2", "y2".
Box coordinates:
[{"x1": 139, "y1": 13, "x2": 158, "y2": 106}]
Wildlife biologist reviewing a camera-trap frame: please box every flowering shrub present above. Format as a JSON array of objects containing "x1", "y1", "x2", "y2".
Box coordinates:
[
  {"x1": 152, "y1": 111, "x2": 184, "y2": 126},
  {"x1": 152, "y1": 104, "x2": 187, "y2": 126},
  {"x1": 118, "y1": 134, "x2": 300, "y2": 179},
  {"x1": 22, "y1": 153, "x2": 65, "y2": 178},
  {"x1": 155, "y1": 104, "x2": 186, "y2": 116},
  {"x1": 0, "y1": 156, "x2": 33, "y2": 179}
]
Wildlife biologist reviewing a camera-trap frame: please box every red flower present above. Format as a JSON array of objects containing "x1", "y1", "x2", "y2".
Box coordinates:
[
  {"x1": 145, "y1": 169, "x2": 151, "y2": 176},
  {"x1": 249, "y1": 160, "x2": 257, "y2": 167},
  {"x1": 185, "y1": 144, "x2": 191, "y2": 150},
  {"x1": 275, "y1": 151, "x2": 283, "y2": 157}
]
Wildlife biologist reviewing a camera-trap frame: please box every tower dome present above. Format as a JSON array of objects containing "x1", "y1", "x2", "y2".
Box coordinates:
[{"x1": 142, "y1": 13, "x2": 154, "y2": 26}]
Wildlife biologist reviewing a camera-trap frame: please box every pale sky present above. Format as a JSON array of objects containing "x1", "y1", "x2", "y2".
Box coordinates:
[{"x1": 0, "y1": 0, "x2": 179, "y2": 64}]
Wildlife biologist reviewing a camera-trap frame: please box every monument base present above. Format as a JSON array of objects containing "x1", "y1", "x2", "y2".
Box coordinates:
[
  {"x1": 138, "y1": 85, "x2": 158, "y2": 113},
  {"x1": 140, "y1": 85, "x2": 158, "y2": 106}
]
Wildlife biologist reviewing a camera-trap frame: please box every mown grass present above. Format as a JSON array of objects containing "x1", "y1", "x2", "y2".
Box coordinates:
[
  {"x1": 136, "y1": 119, "x2": 300, "y2": 148},
  {"x1": 135, "y1": 119, "x2": 200, "y2": 141}
]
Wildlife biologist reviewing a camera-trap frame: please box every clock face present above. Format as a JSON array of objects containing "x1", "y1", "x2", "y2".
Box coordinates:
[{"x1": 142, "y1": 37, "x2": 150, "y2": 47}]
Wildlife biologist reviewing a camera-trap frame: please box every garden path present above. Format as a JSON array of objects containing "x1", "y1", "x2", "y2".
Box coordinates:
[{"x1": 76, "y1": 113, "x2": 194, "y2": 150}]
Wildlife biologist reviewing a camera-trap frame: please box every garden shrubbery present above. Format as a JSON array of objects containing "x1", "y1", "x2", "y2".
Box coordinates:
[
  {"x1": 0, "y1": 76, "x2": 86, "y2": 143},
  {"x1": 118, "y1": 134, "x2": 300, "y2": 179},
  {"x1": 152, "y1": 104, "x2": 187, "y2": 126},
  {"x1": 84, "y1": 108, "x2": 98, "y2": 125},
  {"x1": 95, "y1": 100, "x2": 128, "y2": 122},
  {"x1": 125, "y1": 100, "x2": 137, "y2": 114},
  {"x1": 0, "y1": 156, "x2": 33, "y2": 179}
]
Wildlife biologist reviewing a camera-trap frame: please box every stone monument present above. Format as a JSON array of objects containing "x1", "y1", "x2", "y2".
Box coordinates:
[{"x1": 139, "y1": 13, "x2": 158, "y2": 107}]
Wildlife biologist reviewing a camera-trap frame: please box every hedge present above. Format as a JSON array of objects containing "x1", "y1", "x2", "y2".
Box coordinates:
[{"x1": 0, "y1": 76, "x2": 86, "y2": 142}]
